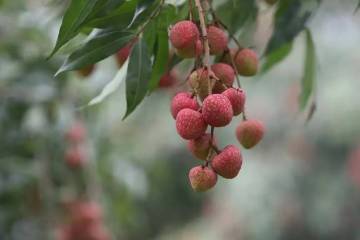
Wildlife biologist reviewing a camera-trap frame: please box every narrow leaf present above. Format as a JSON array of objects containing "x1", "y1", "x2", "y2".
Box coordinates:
[
  {"x1": 87, "y1": 60, "x2": 129, "y2": 106},
  {"x1": 261, "y1": 42, "x2": 293, "y2": 74},
  {"x1": 355, "y1": 1, "x2": 360, "y2": 13},
  {"x1": 299, "y1": 28, "x2": 316, "y2": 110},
  {"x1": 56, "y1": 30, "x2": 134, "y2": 76},
  {"x1": 123, "y1": 38, "x2": 151, "y2": 119}
]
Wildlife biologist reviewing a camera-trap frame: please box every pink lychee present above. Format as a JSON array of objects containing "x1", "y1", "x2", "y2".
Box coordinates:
[
  {"x1": 188, "y1": 166, "x2": 217, "y2": 192},
  {"x1": 170, "y1": 92, "x2": 199, "y2": 119},
  {"x1": 234, "y1": 48, "x2": 259, "y2": 76},
  {"x1": 176, "y1": 109, "x2": 207, "y2": 140},
  {"x1": 207, "y1": 25, "x2": 228, "y2": 55},
  {"x1": 188, "y1": 133, "x2": 216, "y2": 160},
  {"x1": 202, "y1": 94, "x2": 233, "y2": 127},
  {"x1": 64, "y1": 146, "x2": 87, "y2": 168},
  {"x1": 116, "y1": 43, "x2": 132, "y2": 67},
  {"x1": 170, "y1": 21, "x2": 200, "y2": 49},
  {"x1": 236, "y1": 119, "x2": 265, "y2": 149},
  {"x1": 222, "y1": 88, "x2": 246, "y2": 116},
  {"x1": 211, "y1": 63, "x2": 235, "y2": 93},
  {"x1": 211, "y1": 145, "x2": 242, "y2": 179}
]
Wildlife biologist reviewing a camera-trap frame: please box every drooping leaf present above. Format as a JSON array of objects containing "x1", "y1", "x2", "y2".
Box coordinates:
[
  {"x1": 148, "y1": 31, "x2": 169, "y2": 91},
  {"x1": 123, "y1": 38, "x2": 151, "y2": 119},
  {"x1": 87, "y1": 59, "x2": 129, "y2": 106},
  {"x1": 299, "y1": 28, "x2": 316, "y2": 110},
  {"x1": 55, "y1": 30, "x2": 135, "y2": 76},
  {"x1": 215, "y1": 0, "x2": 258, "y2": 35},
  {"x1": 49, "y1": 0, "x2": 103, "y2": 57},
  {"x1": 128, "y1": 0, "x2": 159, "y2": 29},
  {"x1": 261, "y1": 41, "x2": 293, "y2": 74}
]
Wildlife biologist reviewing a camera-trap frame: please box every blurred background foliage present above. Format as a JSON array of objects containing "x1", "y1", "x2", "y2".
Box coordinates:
[{"x1": 0, "y1": 0, "x2": 360, "y2": 240}]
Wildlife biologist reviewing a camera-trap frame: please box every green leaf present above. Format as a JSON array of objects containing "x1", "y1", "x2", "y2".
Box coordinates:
[
  {"x1": 49, "y1": 0, "x2": 102, "y2": 57},
  {"x1": 123, "y1": 38, "x2": 151, "y2": 119},
  {"x1": 56, "y1": 30, "x2": 135, "y2": 76},
  {"x1": 261, "y1": 41, "x2": 293, "y2": 74},
  {"x1": 216, "y1": 0, "x2": 258, "y2": 34},
  {"x1": 148, "y1": 31, "x2": 169, "y2": 92},
  {"x1": 129, "y1": 0, "x2": 160, "y2": 29},
  {"x1": 265, "y1": 0, "x2": 320, "y2": 56},
  {"x1": 299, "y1": 28, "x2": 316, "y2": 110},
  {"x1": 355, "y1": 1, "x2": 360, "y2": 13}
]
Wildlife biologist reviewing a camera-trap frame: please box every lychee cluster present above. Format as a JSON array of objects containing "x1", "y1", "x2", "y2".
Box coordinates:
[
  {"x1": 168, "y1": 11, "x2": 265, "y2": 192},
  {"x1": 64, "y1": 121, "x2": 88, "y2": 169},
  {"x1": 56, "y1": 200, "x2": 110, "y2": 240}
]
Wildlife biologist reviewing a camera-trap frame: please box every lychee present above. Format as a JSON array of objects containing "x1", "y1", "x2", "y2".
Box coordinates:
[
  {"x1": 116, "y1": 43, "x2": 132, "y2": 67},
  {"x1": 188, "y1": 133, "x2": 216, "y2": 160},
  {"x1": 65, "y1": 146, "x2": 87, "y2": 168},
  {"x1": 207, "y1": 25, "x2": 228, "y2": 55},
  {"x1": 234, "y1": 48, "x2": 259, "y2": 76},
  {"x1": 188, "y1": 166, "x2": 217, "y2": 192},
  {"x1": 77, "y1": 65, "x2": 95, "y2": 77},
  {"x1": 211, "y1": 63, "x2": 235, "y2": 93},
  {"x1": 202, "y1": 94, "x2": 233, "y2": 127},
  {"x1": 170, "y1": 20, "x2": 200, "y2": 49},
  {"x1": 175, "y1": 39, "x2": 203, "y2": 58},
  {"x1": 236, "y1": 119, "x2": 265, "y2": 149},
  {"x1": 66, "y1": 121, "x2": 86, "y2": 143},
  {"x1": 211, "y1": 145, "x2": 242, "y2": 179},
  {"x1": 188, "y1": 68, "x2": 215, "y2": 100},
  {"x1": 70, "y1": 201, "x2": 102, "y2": 225},
  {"x1": 171, "y1": 92, "x2": 199, "y2": 119},
  {"x1": 222, "y1": 88, "x2": 246, "y2": 116},
  {"x1": 158, "y1": 70, "x2": 177, "y2": 88},
  {"x1": 176, "y1": 109, "x2": 207, "y2": 140}
]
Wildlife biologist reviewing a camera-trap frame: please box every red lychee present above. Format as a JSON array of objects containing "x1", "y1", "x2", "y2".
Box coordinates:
[
  {"x1": 64, "y1": 146, "x2": 87, "y2": 168},
  {"x1": 176, "y1": 109, "x2": 207, "y2": 140},
  {"x1": 234, "y1": 48, "x2": 259, "y2": 76},
  {"x1": 171, "y1": 92, "x2": 199, "y2": 119},
  {"x1": 188, "y1": 166, "x2": 217, "y2": 192},
  {"x1": 222, "y1": 88, "x2": 246, "y2": 116},
  {"x1": 236, "y1": 119, "x2": 265, "y2": 149},
  {"x1": 158, "y1": 70, "x2": 177, "y2": 88},
  {"x1": 115, "y1": 43, "x2": 132, "y2": 67},
  {"x1": 175, "y1": 39, "x2": 203, "y2": 58},
  {"x1": 202, "y1": 94, "x2": 233, "y2": 127},
  {"x1": 188, "y1": 68, "x2": 215, "y2": 100},
  {"x1": 188, "y1": 133, "x2": 216, "y2": 160},
  {"x1": 66, "y1": 121, "x2": 86, "y2": 143},
  {"x1": 170, "y1": 21, "x2": 200, "y2": 49},
  {"x1": 70, "y1": 201, "x2": 102, "y2": 225},
  {"x1": 207, "y1": 25, "x2": 228, "y2": 55},
  {"x1": 211, "y1": 63, "x2": 235, "y2": 93},
  {"x1": 211, "y1": 145, "x2": 242, "y2": 179},
  {"x1": 77, "y1": 65, "x2": 95, "y2": 78}
]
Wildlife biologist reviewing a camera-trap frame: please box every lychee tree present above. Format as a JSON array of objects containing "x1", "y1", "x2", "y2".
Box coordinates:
[{"x1": 50, "y1": 0, "x2": 358, "y2": 192}]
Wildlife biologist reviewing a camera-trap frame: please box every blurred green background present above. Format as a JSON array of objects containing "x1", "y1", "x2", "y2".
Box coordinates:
[{"x1": 0, "y1": 0, "x2": 360, "y2": 239}]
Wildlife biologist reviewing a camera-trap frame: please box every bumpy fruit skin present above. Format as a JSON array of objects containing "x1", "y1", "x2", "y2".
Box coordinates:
[
  {"x1": 202, "y1": 94, "x2": 233, "y2": 127},
  {"x1": 236, "y1": 120, "x2": 265, "y2": 149},
  {"x1": 234, "y1": 48, "x2": 259, "y2": 76},
  {"x1": 188, "y1": 166, "x2": 217, "y2": 192},
  {"x1": 65, "y1": 146, "x2": 87, "y2": 168},
  {"x1": 188, "y1": 68, "x2": 215, "y2": 100},
  {"x1": 211, "y1": 63, "x2": 235, "y2": 93},
  {"x1": 212, "y1": 145, "x2": 242, "y2": 179},
  {"x1": 188, "y1": 133, "x2": 216, "y2": 160},
  {"x1": 171, "y1": 92, "x2": 199, "y2": 119},
  {"x1": 176, "y1": 109, "x2": 207, "y2": 140},
  {"x1": 66, "y1": 121, "x2": 86, "y2": 143},
  {"x1": 222, "y1": 88, "x2": 246, "y2": 116},
  {"x1": 77, "y1": 65, "x2": 95, "y2": 77},
  {"x1": 175, "y1": 39, "x2": 203, "y2": 58},
  {"x1": 116, "y1": 43, "x2": 132, "y2": 67},
  {"x1": 207, "y1": 25, "x2": 228, "y2": 55},
  {"x1": 170, "y1": 21, "x2": 200, "y2": 49}
]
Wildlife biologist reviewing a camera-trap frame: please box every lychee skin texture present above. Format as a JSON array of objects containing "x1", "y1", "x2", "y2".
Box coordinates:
[
  {"x1": 234, "y1": 48, "x2": 259, "y2": 76},
  {"x1": 116, "y1": 43, "x2": 132, "y2": 67},
  {"x1": 236, "y1": 120, "x2": 265, "y2": 149},
  {"x1": 188, "y1": 68, "x2": 215, "y2": 100},
  {"x1": 78, "y1": 65, "x2": 95, "y2": 77},
  {"x1": 188, "y1": 133, "x2": 216, "y2": 160},
  {"x1": 211, "y1": 145, "x2": 242, "y2": 179},
  {"x1": 202, "y1": 94, "x2": 233, "y2": 127},
  {"x1": 207, "y1": 25, "x2": 228, "y2": 55},
  {"x1": 188, "y1": 166, "x2": 217, "y2": 192},
  {"x1": 176, "y1": 109, "x2": 207, "y2": 140},
  {"x1": 222, "y1": 88, "x2": 246, "y2": 116},
  {"x1": 171, "y1": 92, "x2": 199, "y2": 119},
  {"x1": 170, "y1": 21, "x2": 200, "y2": 49},
  {"x1": 211, "y1": 63, "x2": 235, "y2": 93},
  {"x1": 175, "y1": 39, "x2": 203, "y2": 58}
]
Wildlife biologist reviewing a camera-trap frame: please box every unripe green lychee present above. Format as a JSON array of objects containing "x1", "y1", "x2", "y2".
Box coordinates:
[
  {"x1": 176, "y1": 109, "x2": 207, "y2": 140},
  {"x1": 222, "y1": 88, "x2": 246, "y2": 116},
  {"x1": 211, "y1": 63, "x2": 235, "y2": 93},
  {"x1": 211, "y1": 145, "x2": 242, "y2": 179},
  {"x1": 236, "y1": 119, "x2": 265, "y2": 149},
  {"x1": 170, "y1": 21, "x2": 200, "y2": 49},
  {"x1": 234, "y1": 48, "x2": 259, "y2": 76},
  {"x1": 116, "y1": 43, "x2": 132, "y2": 67},
  {"x1": 202, "y1": 94, "x2": 233, "y2": 127},
  {"x1": 207, "y1": 25, "x2": 228, "y2": 55},
  {"x1": 175, "y1": 39, "x2": 203, "y2": 58},
  {"x1": 171, "y1": 92, "x2": 199, "y2": 119},
  {"x1": 188, "y1": 133, "x2": 216, "y2": 160},
  {"x1": 77, "y1": 65, "x2": 95, "y2": 77},
  {"x1": 188, "y1": 166, "x2": 217, "y2": 192},
  {"x1": 188, "y1": 68, "x2": 215, "y2": 100}
]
